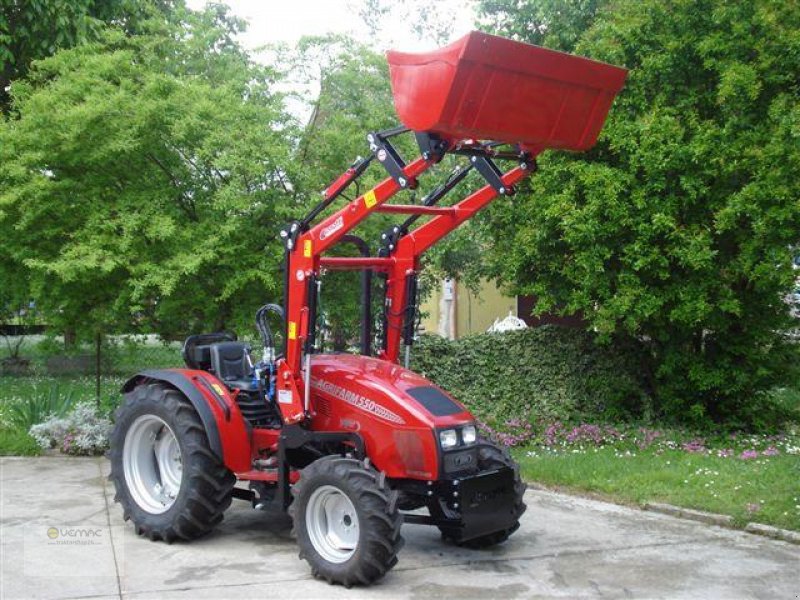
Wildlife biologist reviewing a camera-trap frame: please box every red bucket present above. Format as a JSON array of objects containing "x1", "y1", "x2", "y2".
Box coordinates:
[{"x1": 387, "y1": 31, "x2": 627, "y2": 151}]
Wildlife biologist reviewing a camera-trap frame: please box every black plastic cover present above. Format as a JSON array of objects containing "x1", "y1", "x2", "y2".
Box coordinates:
[{"x1": 406, "y1": 385, "x2": 463, "y2": 416}]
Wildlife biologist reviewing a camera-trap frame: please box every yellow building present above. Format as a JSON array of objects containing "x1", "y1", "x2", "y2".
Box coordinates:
[{"x1": 419, "y1": 278, "x2": 517, "y2": 339}]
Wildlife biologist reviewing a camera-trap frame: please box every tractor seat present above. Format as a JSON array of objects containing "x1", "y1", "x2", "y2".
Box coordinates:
[{"x1": 210, "y1": 342, "x2": 258, "y2": 392}]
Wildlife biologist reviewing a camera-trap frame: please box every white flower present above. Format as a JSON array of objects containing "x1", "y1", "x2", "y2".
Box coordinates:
[{"x1": 28, "y1": 402, "x2": 111, "y2": 455}]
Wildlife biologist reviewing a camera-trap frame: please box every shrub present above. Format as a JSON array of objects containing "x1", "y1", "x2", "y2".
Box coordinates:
[
  {"x1": 6, "y1": 383, "x2": 74, "y2": 429},
  {"x1": 411, "y1": 325, "x2": 649, "y2": 424},
  {"x1": 30, "y1": 402, "x2": 111, "y2": 456}
]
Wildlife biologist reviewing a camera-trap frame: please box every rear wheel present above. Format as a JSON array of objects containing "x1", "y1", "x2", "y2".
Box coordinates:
[
  {"x1": 439, "y1": 439, "x2": 527, "y2": 548},
  {"x1": 290, "y1": 457, "x2": 403, "y2": 587},
  {"x1": 109, "y1": 383, "x2": 235, "y2": 542}
]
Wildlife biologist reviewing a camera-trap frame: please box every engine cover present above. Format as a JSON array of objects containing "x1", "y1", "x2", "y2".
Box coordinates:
[{"x1": 308, "y1": 354, "x2": 475, "y2": 480}]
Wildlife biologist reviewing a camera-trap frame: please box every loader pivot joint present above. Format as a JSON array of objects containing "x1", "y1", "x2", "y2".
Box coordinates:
[
  {"x1": 368, "y1": 129, "x2": 417, "y2": 190},
  {"x1": 279, "y1": 220, "x2": 302, "y2": 251},
  {"x1": 414, "y1": 131, "x2": 448, "y2": 162},
  {"x1": 471, "y1": 154, "x2": 513, "y2": 196},
  {"x1": 379, "y1": 224, "x2": 403, "y2": 254},
  {"x1": 519, "y1": 154, "x2": 538, "y2": 173}
]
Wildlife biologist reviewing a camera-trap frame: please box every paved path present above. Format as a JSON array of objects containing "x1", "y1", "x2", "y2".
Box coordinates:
[{"x1": 1, "y1": 457, "x2": 797, "y2": 599}]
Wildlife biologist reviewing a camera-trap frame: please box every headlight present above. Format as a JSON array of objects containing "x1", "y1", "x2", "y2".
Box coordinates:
[
  {"x1": 439, "y1": 429, "x2": 458, "y2": 449},
  {"x1": 462, "y1": 424, "x2": 477, "y2": 444}
]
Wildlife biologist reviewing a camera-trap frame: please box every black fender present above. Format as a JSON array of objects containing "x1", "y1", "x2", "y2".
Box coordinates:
[{"x1": 121, "y1": 369, "x2": 247, "y2": 468}]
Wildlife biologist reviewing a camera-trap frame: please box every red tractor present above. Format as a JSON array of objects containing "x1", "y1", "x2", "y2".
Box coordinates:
[{"x1": 109, "y1": 31, "x2": 626, "y2": 586}]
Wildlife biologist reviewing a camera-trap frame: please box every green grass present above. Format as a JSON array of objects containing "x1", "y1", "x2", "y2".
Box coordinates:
[
  {"x1": 0, "y1": 336, "x2": 182, "y2": 411},
  {"x1": 771, "y1": 386, "x2": 800, "y2": 414},
  {"x1": 0, "y1": 426, "x2": 41, "y2": 456},
  {"x1": 0, "y1": 375, "x2": 130, "y2": 455},
  {"x1": 514, "y1": 445, "x2": 800, "y2": 531},
  {"x1": 0, "y1": 375, "x2": 126, "y2": 404}
]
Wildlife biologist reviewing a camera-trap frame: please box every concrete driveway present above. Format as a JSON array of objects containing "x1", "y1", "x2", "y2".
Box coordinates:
[{"x1": 1, "y1": 457, "x2": 797, "y2": 599}]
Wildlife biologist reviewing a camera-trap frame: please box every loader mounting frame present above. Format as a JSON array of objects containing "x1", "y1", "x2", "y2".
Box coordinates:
[{"x1": 274, "y1": 129, "x2": 537, "y2": 424}]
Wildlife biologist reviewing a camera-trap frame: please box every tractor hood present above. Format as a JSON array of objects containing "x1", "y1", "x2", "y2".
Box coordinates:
[
  {"x1": 308, "y1": 354, "x2": 474, "y2": 480},
  {"x1": 309, "y1": 354, "x2": 472, "y2": 428}
]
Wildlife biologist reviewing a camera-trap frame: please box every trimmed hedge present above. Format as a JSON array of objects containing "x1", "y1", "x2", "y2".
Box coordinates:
[{"x1": 410, "y1": 326, "x2": 649, "y2": 424}]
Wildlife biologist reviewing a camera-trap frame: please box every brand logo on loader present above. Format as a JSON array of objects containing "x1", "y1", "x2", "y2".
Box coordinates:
[
  {"x1": 311, "y1": 378, "x2": 405, "y2": 424},
  {"x1": 319, "y1": 215, "x2": 344, "y2": 241}
]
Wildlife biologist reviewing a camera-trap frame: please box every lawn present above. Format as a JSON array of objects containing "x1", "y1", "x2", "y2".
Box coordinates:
[
  {"x1": 512, "y1": 429, "x2": 800, "y2": 532},
  {"x1": 1, "y1": 335, "x2": 182, "y2": 374}
]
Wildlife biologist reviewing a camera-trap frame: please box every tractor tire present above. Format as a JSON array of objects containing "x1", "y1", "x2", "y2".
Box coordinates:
[
  {"x1": 289, "y1": 457, "x2": 403, "y2": 587},
  {"x1": 440, "y1": 439, "x2": 527, "y2": 549},
  {"x1": 109, "y1": 382, "x2": 235, "y2": 543}
]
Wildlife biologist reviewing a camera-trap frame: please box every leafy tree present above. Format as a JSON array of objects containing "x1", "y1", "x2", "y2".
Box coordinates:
[
  {"x1": 356, "y1": 0, "x2": 463, "y2": 46},
  {"x1": 479, "y1": 0, "x2": 800, "y2": 425},
  {"x1": 0, "y1": 6, "x2": 295, "y2": 342},
  {"x1": 0, "y1": 0, "x2": 179, "y2": 112},
  {"x1": 476, "y1": 0, "x2": 609, "y2": 52},
  {"x1": 289, "y1": 35, "x2": 399, "y2": 201},
  {"x1": 0, "y1": 260, "x2": 35, "y2": 362}
]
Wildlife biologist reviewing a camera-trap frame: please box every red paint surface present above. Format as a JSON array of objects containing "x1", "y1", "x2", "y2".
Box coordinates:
[
  {"x1": 388, "y1": 31, "x2": 627, "y2": 151},
  {"x1": 167, "y1": 369, "x2": 252, "y2": 472}
]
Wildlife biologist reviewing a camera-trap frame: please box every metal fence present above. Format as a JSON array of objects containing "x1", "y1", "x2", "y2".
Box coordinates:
[{"x1": 0, "y1": 334, "x2": 189, "y2": 406}]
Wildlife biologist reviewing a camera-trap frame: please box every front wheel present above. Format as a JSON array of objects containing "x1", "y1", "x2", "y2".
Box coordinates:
[{"x1": 289, "y1": 457, "x2": 403, "y2": 587}]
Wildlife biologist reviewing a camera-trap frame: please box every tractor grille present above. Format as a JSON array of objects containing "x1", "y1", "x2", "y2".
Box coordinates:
[{"x1": 315, "y1": 397, "x2": 331, "y2": 417}]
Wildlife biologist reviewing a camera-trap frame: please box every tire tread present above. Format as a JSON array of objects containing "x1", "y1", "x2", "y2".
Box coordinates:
[
  {"x1": 108, "y1": 383, "x2": 235, "y2": 543},
  {"x1": 289, "y1": 457, "x2": 403, "y2": 587}
]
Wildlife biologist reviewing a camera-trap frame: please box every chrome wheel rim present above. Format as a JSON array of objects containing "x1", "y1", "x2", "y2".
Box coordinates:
[
  {"x1": 123, "y1": 414, "x2": 183, "y2": 514},
  {"x1": 305, "y1": 485, "x2": 359, "y2": 563}
]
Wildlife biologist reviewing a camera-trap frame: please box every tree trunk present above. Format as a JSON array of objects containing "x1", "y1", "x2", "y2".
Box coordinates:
[
  {"x1": 95, "y1": 332, "x2": 102, "y2": 408},
  {"x1": 332, "y1": 327, "x2": 347, "y2": 352},
  {"x1": 64, "y1": 327, "x2": 77, "y2": 349},
  {"x1": 213, "y1": 301, "x2": 230, "y2": 332}
]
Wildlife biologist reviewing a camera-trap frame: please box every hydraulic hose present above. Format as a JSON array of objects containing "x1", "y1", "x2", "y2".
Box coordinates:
[{"x1": 256, "y1": 303, "x2": 285, "y2": 361}]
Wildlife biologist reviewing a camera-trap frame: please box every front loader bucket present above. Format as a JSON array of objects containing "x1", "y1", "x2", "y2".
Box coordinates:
[{"x1": 387, "y1": 31, "x2": 627, "y2": 151}]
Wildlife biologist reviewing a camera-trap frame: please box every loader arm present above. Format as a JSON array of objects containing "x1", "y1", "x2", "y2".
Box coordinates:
[{"x1": 273, "y1": 31, "x2": 627, "y2": 424}]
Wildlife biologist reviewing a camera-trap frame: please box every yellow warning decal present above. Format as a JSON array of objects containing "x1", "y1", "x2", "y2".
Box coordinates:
[
  {"x1": 303, "y1": 239, "x2": 312, "y2": 258},
  {"x1": 288, "y1": 321, "x2": 297, "y2": 340},
  {"x1": 211, "y1": 383, "x2": 225, "y2": 397},
  {"x1": 364, "y1": 189, "x2": 378, "y2": 208}
]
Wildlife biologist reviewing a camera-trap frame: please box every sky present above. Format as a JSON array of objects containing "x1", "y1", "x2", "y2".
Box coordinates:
[
  {"x1": 183, "y1": 0, "x2": 479, "y2": 121},
  {"x1": 184, "y1": 0, "x2": 478, "y2": 55}
]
